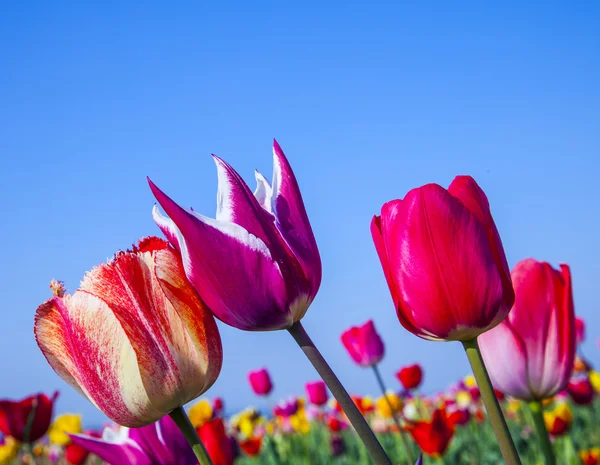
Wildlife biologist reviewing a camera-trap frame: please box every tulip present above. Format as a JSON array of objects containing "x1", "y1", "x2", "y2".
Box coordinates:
[
  {"x1": 0, "y1": 392, "x2": 58, "y2": 443},
  {"x1": 397, "y1": 364, "x2": 423, "y2": 391},
  {"x1": 150, "y1": 141, "x2": 391, "y2": 465},
  {"x1": 64, "y1": 442, "x2": 91, "y2": 465},
  {"x1": 196, "y1": 419, "x2": 236, "y2": 465},
  {"x1": 34, "y1": 237, "x2": 222, "y2": 429},
  {"x1": 446, "y1": 407, "x2": 471, "y2": 428},
  {"x1": 331, "y1": 436, "x2": 346, "y2": 457},
  {"x1": 567, "y1": 375, "x2": 595, "y2": 405},
  {"x1": 248, "y1": 369, "x2": 273, "y2": 397},
  {"x1": 575, "y1": 317, "x2": 585, "y2": 345},
  {"x1": 71, "y1": 416, "x2": 197, "y2": 465},
  {"x1": 188, "y1": 400, "x2": 214, "y2": 428},
  {"x1": 543, "y1": 403, "x2": 572, "y2": 436},
  {"x1": 48, "y1": 414, "x2": 82, "y2": 446},
  {"x1": 371, "y1": 176, "x2": 514, "y2": 342},
  {"x1": 479, "y1": 259, "x2": 575, "y2": 401},
  {"x1": 327, "y1": 416, "x2": 346, "y2": 433},
  {"x1": 372, "y1": 176, "x2": 521, "y2": 465},
  {"x1": 590, "y1": 371, "x2": 600, "y2": 392},
  {"x1": 212, "y1": 398, "x2": 224, "y2": 417},
  {"x1": 239, "y1": 437, "x2": 262, "y2": 456},
  {"x1": 580, "y1": 448, "x2": 600, "y2": 465},
  {"x1": 305, "y1": 381, "x2": 329, "y2": 406},
  {"x1": 408, "y1": 408, "x2": 454, "y2": 457},
  {"x1": 341, "y1": 320, "x2": 385, "y2": 367},
  {"x1": 375, "y1": 392, "x2": 402, "y2": 419},
  {"x1": 0, "y1": 437, "x2": 19, "y2": 465}
]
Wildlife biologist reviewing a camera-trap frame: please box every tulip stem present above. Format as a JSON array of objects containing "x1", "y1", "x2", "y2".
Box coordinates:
[
  {"x1": 23, "y1": 399, "x2": 39, "y2": 465},
  {"x1": 528, "y1": 401, "x2": 556, "y2": 465},
  {"x1": 372, "y1": 364, "x2": 415, "y2": 465},
  {"x1": 169, "y1": 407, "x2": 214, "y2": 465},
  {"x1": 462, "y1": 338, "x2": 522, "y2": 465},
  {"x1": 288, "y1": 321, "x2": 393, "y2": 465}
]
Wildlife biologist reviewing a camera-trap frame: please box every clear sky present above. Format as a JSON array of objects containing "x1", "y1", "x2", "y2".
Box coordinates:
[{"x1": 1, "y1": 2, "x2": 599, "y2": 426}]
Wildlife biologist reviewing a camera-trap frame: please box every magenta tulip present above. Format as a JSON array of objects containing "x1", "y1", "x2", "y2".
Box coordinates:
[
  {"x1": 148, "y1": 140, "x2": 321, "y2": 331},
  {"x1": 479, "y1": 259, "x2": 576, "y2": 400},
  {"x1": 341, "y1": 320, "x2": 385, "y2": 367},
  {"x1": 371, "y1": 176, "x2": 514, "y2": 341},
  {"x1": 575, "y1": 317, "x2": 585, "y2": 345},
  {"x1": 305, "y1": 381, "x2": 329, "y2": 406},
  {"x1": 567, "y1": 374, "x2": 595, "y2": 405},
  {"x1": 248, "y1": 368, "x2": 273, "y2": 397}
]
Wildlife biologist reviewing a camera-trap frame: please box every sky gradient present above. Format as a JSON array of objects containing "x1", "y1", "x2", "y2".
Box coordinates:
[{"x1": 1, "y1": 1, "x2": 599, "y2": 425}]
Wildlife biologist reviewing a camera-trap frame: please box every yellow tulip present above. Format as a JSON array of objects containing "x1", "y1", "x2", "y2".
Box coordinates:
[
  {"x1": 463, "y1": 375, "x2": 477, "y2": 388},
  {"x1": 48, "y1": 413, "x2": 82, "y2": 446},
  {"x1": 590, "y1": 371, "x2": 600, "y2": 393},
  {"x1": 456, "y1": 390, "x2": 472, "y2": 408},
  {"x1": 0, "y1": 437, "x2": 19, "y2": 465},
  {"x1": 290, "y1": 412, "x2": 310, "y2": 434},
  {"x1": 188, "y1": 399, "x2": 213, "y2": 428},
  {"x1": 376, "y1": 393, "x2": 402, "y2": 418}
]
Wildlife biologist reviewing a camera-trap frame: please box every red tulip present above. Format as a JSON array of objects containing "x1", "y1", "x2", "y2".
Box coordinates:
[
  {"x1": 305, "y1": 381, "x2": 328, "y2": 406},
  {"x1": 408, "y1": 408, "x2": 454, "y2": 457},
  {"x1": 197, "y1": 418, "x2": 235, "y2": 465},
  {"x1": 239, "y1": 437, "x2": 262, "y2": 456},
  {"x1": 64, "y1": 442, "x2": 90, "y2": 465},
  {"x1": 575, "y1": 317, "x2": 585, "y2": 345},
  {"x1": 396, "y1": 364, "x2": 423, "y2": 390},
  {"x1": 35, "y1": 237, "x2": 223, "y2": 427},
  {"x1": 567, "y1": 375, "x2": 595, "y2": 405},
  {"x1": 480, "y1": 259, "x2": 576, "y2": 401},
  {"x1": 371, "y1": 176, "x2": 514, "y2": 341},
  {"x1": 327, "y1": 416, "x2": 346, "y2": 432},
  {"x1": 341, "y1": 320, "x2": 384, "y2": 367},
  {"x1": 213, "y1": 397, "x2": 224, "y2": 417},
  {"x1": 248, "y1": 368, "x2": 273, "y2": 396},
  {"x1": 446, "y1": 408, "x2": 470, "y2": 428},
  {"x1": 0, "y1": 392, "x2": 58, "y2": 443}
]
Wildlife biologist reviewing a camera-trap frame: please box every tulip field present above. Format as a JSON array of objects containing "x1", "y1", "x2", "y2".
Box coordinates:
[{"x1": 1, "y1": 140, "x2": 599, "y2": 465}]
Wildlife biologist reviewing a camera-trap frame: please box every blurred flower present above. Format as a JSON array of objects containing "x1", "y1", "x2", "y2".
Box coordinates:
[
  {"x1": 590, "y1": 371, "x2": 600, "y2": 392},
  {"x1": 371, "y1": 176, "x2": 514, "y2": 341},
  {"x1": 70, "y1": 416, "x2": 197, "y2": 465},
  {"x1": 290, "y1": 411, "x2": 310, "y2": 434},
  {"x1": 463, "y1": 375, "x2": 477, "y2": 389},
  {"x1": 149, "y1": 140, "x2": 321, "y2": 331},
  {"x1": 574, "y1": 356, "x2": 592, "y2": 373},
  {"x1": 575, "y1": 317, "x2": 585, "y2": 345},
  {"x1": 188, "y1": 399, "x2": 213, "y2": 428},
  {"x1": 446, "y1": 407, "x2": 470, "y2": 428},
  {"x1": 331, "y1": 436, "x2": 346, "y2": 457},
  {"x1": 408, "y1": 408, "x2": 454, "y2": 457},
  {"x1": 567, "y1": 375, "x2": 595, "y2": 405},
  {"x1": 305, "y1": 381, "x2": 328, "y2": 406},
  {"x1": 239, "y1": 437, "x2": 262, "y2": 457},
  {"x1": 480, "y1": 259, "x2": 575, "y2": 401},
  {"x1": 274, "y1": 397, "x2": 301, "y2": 418},
  {"x1": 64, "y1": 442, "x2": 90, "y2": 465},
  {"x1": 397, "y1": 364, "x2": 423, "y2": 390},
  {"x1": 249, "y1": 369, "x2": 273, "y2": 397},
  {"x1": 580, "y1": 448, "x2": 600, "y2": 465},
  {"x1": 0, "y1": 436, "x2": 19, "y2": 465},
  {"x1": 327, "y1": 416, "x2": 347, "y2": 433},
  {"x1": 197, "y1": 418, "x2": 236, "y2": 465},
  {"x1": 341, "y1": 320, "x2": 384, "y2": 367},
  {"x1": 375, "y1": 392, "x2": 402, "y2": 419},
  {"x1": 35, "y1": 238, "x2": 223, "y2": 427},
  {"x1": 0, "y1": 392, "x2": 58, "y2": 443},
  {"x1": 48, "y1": 413, "x2": 82, "y2": 446},
  {"x1": 212, "y1": 398, "x2": 224, "y2": 417},
  {"x1": 543, "y1": 403, "x2": 573, "y2": 436}
]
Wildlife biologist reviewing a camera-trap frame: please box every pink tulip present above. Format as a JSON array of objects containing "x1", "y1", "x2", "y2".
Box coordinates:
[
  {"x1": 305, "y1": 381, "x2": 329, "y2": 406},
  {"x1": 341, "y1": 320, "x2": 384, "y2": 367},
  {"x1": 575, "y1": 317, "x2": 585, "y2": 345},
  {"x1": 35, "y1": 237, "x2": 223, "y2": 427},
  {"x1": 248, "y1": 368, "x2": 273, "y2": 396},
  {"x1": 479, "y1": 259, "x2": 576, "y2": 401},
  {"x1": 371, "y1": 176, "x2": 514, "y2": 341},
  {"x1": 148, "y1": 140, "x2": 321, "y2": 331}
]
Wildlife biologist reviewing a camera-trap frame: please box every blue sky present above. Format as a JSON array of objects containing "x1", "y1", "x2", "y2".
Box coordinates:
[{"x1": 1, "y1": 2, "x2": 598, "y2": 425}]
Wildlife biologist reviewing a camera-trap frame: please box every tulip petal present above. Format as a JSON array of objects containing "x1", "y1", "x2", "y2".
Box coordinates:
[
  {"x1": 70, "y1": 429, "x2": 152, "y2": 465},
  {"x1": 149, "y1": 180, "x2": 293, "y2": 330},
  {"x1": 381, "y1": 184, "x2": 504, "y2": 341},
  {"x1": 35, "y1": 295, "x2": 163, "y2": 427},
  {"x1": 271, "y1": 140, "x2": 322, "y2": 296},
  {"x1": 253, "y1": 170, "x2": 273, "y2": 213}
]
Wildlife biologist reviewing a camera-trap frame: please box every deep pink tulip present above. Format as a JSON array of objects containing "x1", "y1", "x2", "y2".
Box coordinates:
[
  {"x1": 479, "y1": 259, "x2": 576, "y2": 401},
  {"x1": 149, "y1": 140, "x2": 321, "y2": 331},
  {"x1": 248, "y1": 368, "x2": 273, "y2": 396},
  {"x1": 305, "y1": 381, "x2": 329, "y2": 406},
  {"x1": 567, "y1": 375, "x2": 595, "y2": 405},
  {"x1": 371, "y1": 176, "x2": 514, "y2": 341},
  {"x1": 575, "y1": 317, "x2": 585, "y2": 345},
  {"x1": 341, "y1": 320, "x2": 384, "y2": 367}
]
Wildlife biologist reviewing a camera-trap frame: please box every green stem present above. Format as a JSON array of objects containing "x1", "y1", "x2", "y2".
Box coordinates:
[
  {"x1": 169, "y1": 407, "x2": 214, "y2": 465},
  {"x1": 528, "y1": 401, "x2": 556, "y2": 465},
  {"x1": 462, "y1": 338, "x2": 522, "y2": 465},
  {"x1": 288, "y1": 321, "x2": 392, "y2": 465},
  {"x1": 372, "y1": 364, "x2": 415, "y2": 465},
  {"x1": 23, "y1": 399, "x2": 39, "y2": 465}
]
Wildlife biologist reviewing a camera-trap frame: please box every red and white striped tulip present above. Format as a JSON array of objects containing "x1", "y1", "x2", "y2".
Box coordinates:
[
  {"x1": 34, "y1": 237, "x2": 223, "y2": 427},
  {"x1": 479, "y1": 259, "x2": 576, "y2": 401},
  {"x1": 148, "y1": 140, "x2": 321, "y2": 331},
  {"x1": 371, "y1": 176, "x2": 514, "y2": 341}
]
